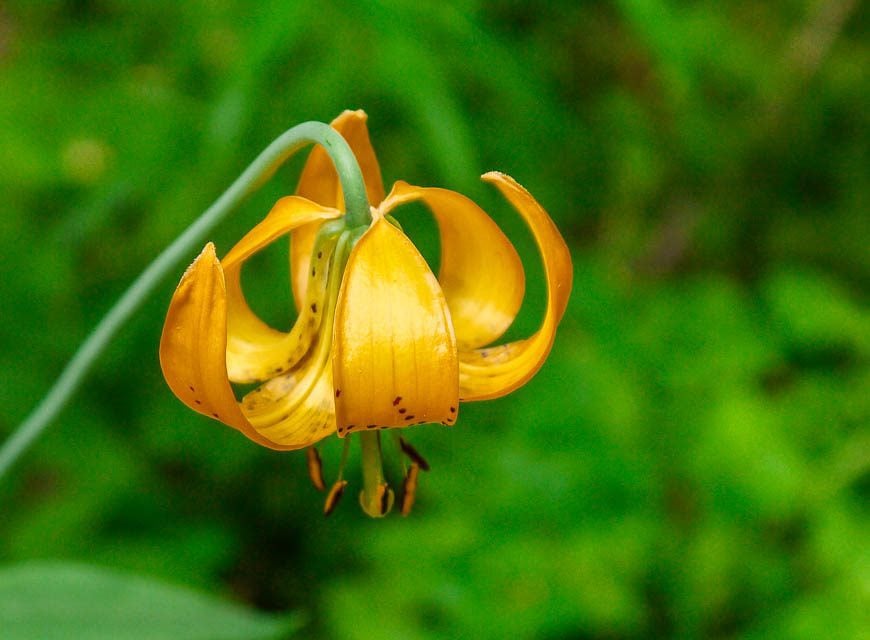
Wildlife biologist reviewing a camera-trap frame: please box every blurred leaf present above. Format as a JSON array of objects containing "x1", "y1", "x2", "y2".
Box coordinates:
[{"x1": 0, "y1": 562, "x2": 300, "y2": 640}]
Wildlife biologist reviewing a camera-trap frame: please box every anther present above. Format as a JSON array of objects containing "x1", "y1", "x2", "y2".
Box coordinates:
[
  {"x1": 398, "y1": 437, "x2": 430, "y2": 471},
  {"x1": 306, "y1": 447, "x2": 325, "y2": 491},
  {"x1": 379, "y1": 483, "x2": 392, "y2": 515},
  {"x1": 323, "y1": 480, "x2": 348, "y2": 516},
  {"x1": 401, "y1": 463, "x2": 421, "y2": 516}
]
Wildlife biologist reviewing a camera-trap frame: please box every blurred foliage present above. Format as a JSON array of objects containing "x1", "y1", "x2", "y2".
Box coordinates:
[
  {"x1": 0, "y1": 561, "x2": 300, "y2": 640},
  {"x1": 0, "y1": 0, "x2": 867, "y2": 638}
]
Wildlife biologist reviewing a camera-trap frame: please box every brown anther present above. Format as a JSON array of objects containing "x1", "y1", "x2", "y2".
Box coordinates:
[
  {"x1": 323, "y1": 480, "x2": 348, "y2": 516},
  {"x1": 401, "y1": 463, "x2": 421, "y2": 516},
  {"x1": 306, "y1": 447, "x2": 326, "y2": 491},
  {"x1": 398, "y1": 437, "x2": 430, "y2": 471},
  {"x1": 379, "y1": 483, "x2": 392, "y2": 516}
]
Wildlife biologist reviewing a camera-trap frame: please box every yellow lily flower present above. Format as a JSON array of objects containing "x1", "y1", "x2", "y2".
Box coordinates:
[{"x1": 159, "y1": 110, "x2": 572, "y2": 516}]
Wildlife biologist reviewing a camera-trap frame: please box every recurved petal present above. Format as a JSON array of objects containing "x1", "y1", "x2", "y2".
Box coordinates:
[
  {"x1": 332, "y1": 217, "x2": 459, "y2": 434},
  {"x1": 289, "y1": 221, "x2": 320, "y2": 311},
  {"x1": 381, "y1": 181, "x2": 525, "y2": 349},
  {"x1": 292, "y1": 110, "x2": 386, "y2": 307},
  {"x1": 238, "y1": 363, "x2": 337, "y2": 449},
  {"x1": 221, "y1": 196, "x2": 341, "y2": 383},
  {"x1": 159, "y1": 244, "x2": 295, "y2": 450},
  {"x1": 458, "y1": 172, "x2": 573, "y2": 401}
]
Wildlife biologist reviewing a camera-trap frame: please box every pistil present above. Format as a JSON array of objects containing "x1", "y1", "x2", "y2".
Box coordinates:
[{"x1": 358, "y1": 431, "x2": 394, "y2": 517}]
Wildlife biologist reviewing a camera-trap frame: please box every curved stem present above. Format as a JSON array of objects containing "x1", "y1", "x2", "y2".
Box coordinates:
[{"x1": 0, "y1": 121, "x2": 370, "y2": 480}]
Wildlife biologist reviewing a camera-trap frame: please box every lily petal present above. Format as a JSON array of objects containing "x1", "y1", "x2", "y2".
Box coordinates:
[
  {"x1": 221, "y1": 196, "x2": 341, "y2": 383},
  {"x1": 380, "y1": 181, "x2": 525, "y2": 349},
  {"x1": 332, "y1": 216, "x2": 459, "y2": 434},
  {"x1": 458, "y1": 172, "x2": 573, "y2": 401},
  {"x1": 292, "y1": 110, "x2": 386, "y2": 307},
  {"x1": 159, "y1": 244, "x2": 297, "y2": 450},
  {"x1": 238, "y1": 360, "x2": 337, "y2": 448}
]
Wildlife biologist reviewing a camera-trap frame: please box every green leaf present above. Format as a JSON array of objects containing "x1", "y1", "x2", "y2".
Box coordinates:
[{"x1": 0, "y1": 562, "x2": 301, "y2": 640}]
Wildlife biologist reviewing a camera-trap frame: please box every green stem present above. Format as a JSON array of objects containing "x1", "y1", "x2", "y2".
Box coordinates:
[
  {"x1": 358, "y1": 432, "x2": 393, "y2": 517},
  {"x1": 0, "y1": 121, "x2": 370, "y2": 480}
]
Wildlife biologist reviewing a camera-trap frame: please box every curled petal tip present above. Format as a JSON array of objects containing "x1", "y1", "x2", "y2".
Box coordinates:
[
  {"x1": 481, "y1": 170, "x2": 507, "y2": 182},
  {"x1": 339, "y1": 108, "x2": 368, "y2": 121}
]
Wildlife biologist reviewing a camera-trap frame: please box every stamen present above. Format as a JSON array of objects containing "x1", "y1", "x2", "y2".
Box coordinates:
[
  {"x1": 305, "y1": 447, "x2": 325, "y2": 491},
  {"x1": 323, "y1": 480, "x2": 348, "y2": 516},
  {"x1": 378, "y1": 483, "x2": 392, "y2": 515},
  {"x1": 401, "y1": 463, "x2": 421, "y2": 516},
  {"x1": 398, "y1": 437, "x2": 430, "y2": 471}
]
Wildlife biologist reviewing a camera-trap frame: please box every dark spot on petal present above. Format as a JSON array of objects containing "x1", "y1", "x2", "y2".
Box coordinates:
[
  {"x1": 449, "y1": 407, "x2": 456, "y2": 413},
  {"x1": 404, "y1": 415, "x2": 415, "y2": 421},
  {"x1": 274, "y1": 367, "x2": 284, "y2": 373},
  {"x1": 398, "y1": 408, "x2": 407, "y2": 414},
  {"x1": 311, "y1": 268, "x2": 316, "y2": 276},
  {"x1": 416, "y1": 421, "x2": 425, "y2": 425},
  {"x1": 212, "y1": 413, "x2": 220, "y2": 418},
  {"x1": 393, "y1": 396, "x2": 402, "y2": 406},
  {"x1": 317, "y1": 251, "x2": 322, "y2": 259},
  {"x1": 335, "y1": 389, "x2": 341, "y2": 398},
  {"x1": 194, "y1": 399, "x2": 202, "y2": 405},
  {"x1": 188, "y1": 385, "x2": 195, "y2": 392},
  {"x1": 310, "y1": 303, "x2": 317, "y2": 313},
  {"x1": 366, "y1": 424, "x2": 377, "y2": 429}
]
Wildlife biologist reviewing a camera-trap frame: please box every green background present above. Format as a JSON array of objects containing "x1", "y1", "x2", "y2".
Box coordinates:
[{"x1": 1, "y1": 1, "x2": 867, "y2": 638}]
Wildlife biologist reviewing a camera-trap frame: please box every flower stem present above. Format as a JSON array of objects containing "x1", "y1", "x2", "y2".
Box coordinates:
[{"x1": 0, "y1": 121, "x2": 370, "y2": 481}]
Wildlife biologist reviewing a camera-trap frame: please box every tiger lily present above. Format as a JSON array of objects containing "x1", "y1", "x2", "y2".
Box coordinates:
[{"x1": 159, "y1": 110, "x2": 572, "y2": 517}]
